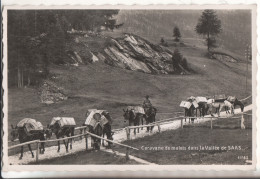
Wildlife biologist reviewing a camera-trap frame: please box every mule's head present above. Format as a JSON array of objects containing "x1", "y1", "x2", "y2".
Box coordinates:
[
  {"x1": 241, "y1": 103, "x2": 245, "y2": 112},
  {"x1": 123, "y1": 109, "x2": 129, "y2": 123},
  {"x1": 10, "y1": 124, "x2": 18, "y2": 141},
  {"x1": 45, "y1": 124, "x2": 53, "y2": 139}
]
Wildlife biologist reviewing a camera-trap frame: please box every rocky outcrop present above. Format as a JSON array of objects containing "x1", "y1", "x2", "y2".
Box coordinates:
[
  {"x1": 211, "y1": 53, "x2": 238, "y2": 63},
  {"x1": 40, "y1": 81, "x2": 67, "y2": 104},
  {"x1": 65, "y1": 33, "x2": 190, "y2": 74},
  {"x1": 103, "y1": 34, "x2": 174, "y2": 74}
]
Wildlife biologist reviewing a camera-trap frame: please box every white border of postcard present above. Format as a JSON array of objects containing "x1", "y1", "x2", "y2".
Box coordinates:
[{"x1": 2, "y1": 4, "x2": 257, "y2": 174}]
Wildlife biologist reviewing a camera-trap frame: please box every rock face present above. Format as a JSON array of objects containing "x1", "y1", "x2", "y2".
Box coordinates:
[
  {"x1": 65, "y1": 33, "x2": 189, "y2": 74},
  {"x1": 103, "y1": 34, "x2": 174, "y2": 74},
  {"x1": 212, "y1": 53, "x2": 238, "y2": 63},
  {"x1": 40, "y1": 81, "x2": 67, "y2": 104}
]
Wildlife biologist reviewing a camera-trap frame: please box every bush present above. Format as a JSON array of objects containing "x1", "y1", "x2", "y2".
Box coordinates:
[{"x1": 181, "y1": 58, "x2": 188, "y2": 70}]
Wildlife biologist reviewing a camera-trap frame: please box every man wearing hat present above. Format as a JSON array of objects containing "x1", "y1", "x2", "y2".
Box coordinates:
[{"x1": 143, "y1": 95, "x2": 152, "y2": 113}]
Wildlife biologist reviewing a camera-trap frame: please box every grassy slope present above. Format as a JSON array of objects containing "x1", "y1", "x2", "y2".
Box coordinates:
[
  {"x1": 8, "y1": 40, "x2": 252, "y2": 140},
  {"x1": 114, "y1": 113, "x2": 252, "y2": 165}
]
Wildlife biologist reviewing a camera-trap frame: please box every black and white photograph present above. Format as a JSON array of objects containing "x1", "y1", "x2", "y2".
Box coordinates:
[{"x1": 2, "y1": 5, "x2": 256, "y2": 171}]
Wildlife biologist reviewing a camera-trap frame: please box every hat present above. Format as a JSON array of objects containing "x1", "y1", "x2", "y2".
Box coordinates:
[{"x1": 145, "y1": 95, "x2": 149, "y2": 98}]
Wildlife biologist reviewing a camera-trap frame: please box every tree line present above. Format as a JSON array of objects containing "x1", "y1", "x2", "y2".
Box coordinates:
[{"x1": 8, "y1": 10, "x2": 122, "y2": 88}]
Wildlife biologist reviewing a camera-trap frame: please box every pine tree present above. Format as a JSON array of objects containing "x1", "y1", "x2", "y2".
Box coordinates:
[
  {"x1": 173, "y1": 26, "x2": 181, "y2": 42},
  {"x1": 195, "y1": 10, "x2": 222, "y2": 52},
  {"x1": 160, "y1": 37, "x2": 165, "y2": 44}
]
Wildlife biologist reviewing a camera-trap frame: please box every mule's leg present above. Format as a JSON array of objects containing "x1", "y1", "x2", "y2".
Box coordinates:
[
  {"x1": 41, "y1": 143, "x2": 45, "y2": 154},
  {"x1": 28, "y1": 144, "x2": 34, "y2": 158},
  {"x1": 70, "y1": 138, "x2": 72, "y2": 150},
  {"x1": 57, "y1": 137, "x2": 60, "y2": 152},
  {"x1": 19, "y1": 146, "x2": 23, "y2": 160},
  {"x1": 39, "y1": 144, "x2": 42, "y2": 154},
  {"x1": 151, "y1": 117, "x2": 155, "y2": 131},
  {"x1": 146, "y1": 120, "x2": 149, "y2": 132},
  {"x1": 63, "y1": 139, "x2": 69, "y2": 152},
  {"x1": 137, "y1": 119, "x2": 140, "y2": 133},
  {"x1": 80, "y1": 129, "x2": 83, "y2": 140},
  {"x1": 98, "y1": 139, "x2": 101, "y2": 150},
  {"x1": 141, "y1": 116, "x2": 144, "y2": 130},
  {"x1": 134, "y1": 125, "x2": 137, "y2": 135},
  {"x1": 102, "y1": 133, "x2": 105, "y2": 147}
]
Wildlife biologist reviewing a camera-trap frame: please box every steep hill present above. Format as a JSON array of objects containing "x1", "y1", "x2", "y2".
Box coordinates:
[{"x1": 115, "y1": 10, "x2": 251, "y2": 56}]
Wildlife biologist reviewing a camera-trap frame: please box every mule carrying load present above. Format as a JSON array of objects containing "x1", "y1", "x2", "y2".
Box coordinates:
[
  {"x1": 12, "y1": 118, "x2": 46, "y2": 159},
  {"x1": 180, "y1": 98, "x2": 197, "y2": 123},
  {"x1": 84, "y1": 109, "x2": 113, "y2": 149},
  {"x1": 17, "y1": 118, "x2": 44, "y2": 134}
]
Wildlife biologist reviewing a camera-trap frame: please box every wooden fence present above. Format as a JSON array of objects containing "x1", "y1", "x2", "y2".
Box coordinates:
[
  {"x1": 124, "y1": 113, "x2": 248, "y2": 139},
  {"x1": 8, "y1": 126, "x2": 138, "y2": 163}
]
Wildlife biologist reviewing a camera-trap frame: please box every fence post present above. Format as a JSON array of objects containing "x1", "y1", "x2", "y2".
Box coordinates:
[
  {"x1": 181, "y1": 118, "x2": 183, "y2": 128},
  {"x1": 241, "y1": 113, "x2": 245, "y2": 129},
  {"x1": 210, "y1": 117, "x2": 213, "y2": 129},
  {"x1": 36, "y1": 141, "x2": 39, "y2": 163},
  {"x1": 126, "y1": 127, "x2": 130, "y2": 140},
  {"x1": 125, "y1": 147, "x2": 129, "y2": 161},
  {"x1": 157, "y1": 124, "x2": 161, "y2": 133},
  {"x1": 85, "y1": 134, "x2": 88, "y2": 150}
]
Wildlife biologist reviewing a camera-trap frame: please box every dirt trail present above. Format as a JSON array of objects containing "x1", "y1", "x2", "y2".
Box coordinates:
[{"x1": 8, "y1": 104, "x2": 252, "y2": 165}]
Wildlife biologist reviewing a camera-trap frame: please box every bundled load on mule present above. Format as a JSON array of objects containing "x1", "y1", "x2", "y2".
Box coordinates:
[
  {"x1": 227, "y1": 96, "x2": 237, "y2": 103},
  {"x1": 180, "y1": 101, "x2": 192, "y2": 109},
  {"x1": 181, "y1": 96, "x2": 199, "y2": 109},
  {"x1": 85, "y1": 109, "x2": 111, "y2": 128},
  {"x1": 50, "y1": 117, "x2": 76, "y2": 128},
  {"x1": 214, "y1": 94, "x2": 226, "y2": 102},
  {"x1": 126, "y1": 106, "x2": 145, "y2": 114},
  {"x1": 195, "y1": 96, "x2": 208, "y2": 104},
  {"x1": 17, "y1": 118, "x2": 44, "y2": 134},
  {"x1": 192, "y1": 101, "x2": 199, "y2": 108}
]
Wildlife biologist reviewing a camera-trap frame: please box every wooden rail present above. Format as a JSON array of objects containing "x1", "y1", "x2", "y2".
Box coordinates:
[
  {"x1": 8, "y1": 140, "x2": 40, "y2": 150},
  {"x1": 8, "y1": 126, "x2": 138, "y2": 162},
  {"x1": 125, "y1": 113, "x2": 247, "y2": 139}
]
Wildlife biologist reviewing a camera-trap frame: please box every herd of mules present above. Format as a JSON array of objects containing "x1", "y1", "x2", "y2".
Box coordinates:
[
  {"x1": 10, "y1": 111, "x2": 114, "y2": 160},
  {"x1": 10, "y1": 96, "x2": 243, "y2": 160},
  {"x1": 185, "y1": 97, "x2": 244, "y2": 123},
  {"x1": 10, "y1": 107, "x2": 156, "y2": 160}
]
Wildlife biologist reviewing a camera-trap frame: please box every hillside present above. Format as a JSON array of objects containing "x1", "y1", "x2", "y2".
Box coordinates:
[
  {"x1": 8, "y1": 35, "x2": 252, "y2": 136},
  {"x1": 115, "y1": 10, "x2": 251, "y2": 56}
]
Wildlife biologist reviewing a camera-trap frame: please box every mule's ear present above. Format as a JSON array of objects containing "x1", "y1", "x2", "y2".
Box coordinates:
[{"x1": 11, "y1": 124, "x2": 14, "y2": 129}]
